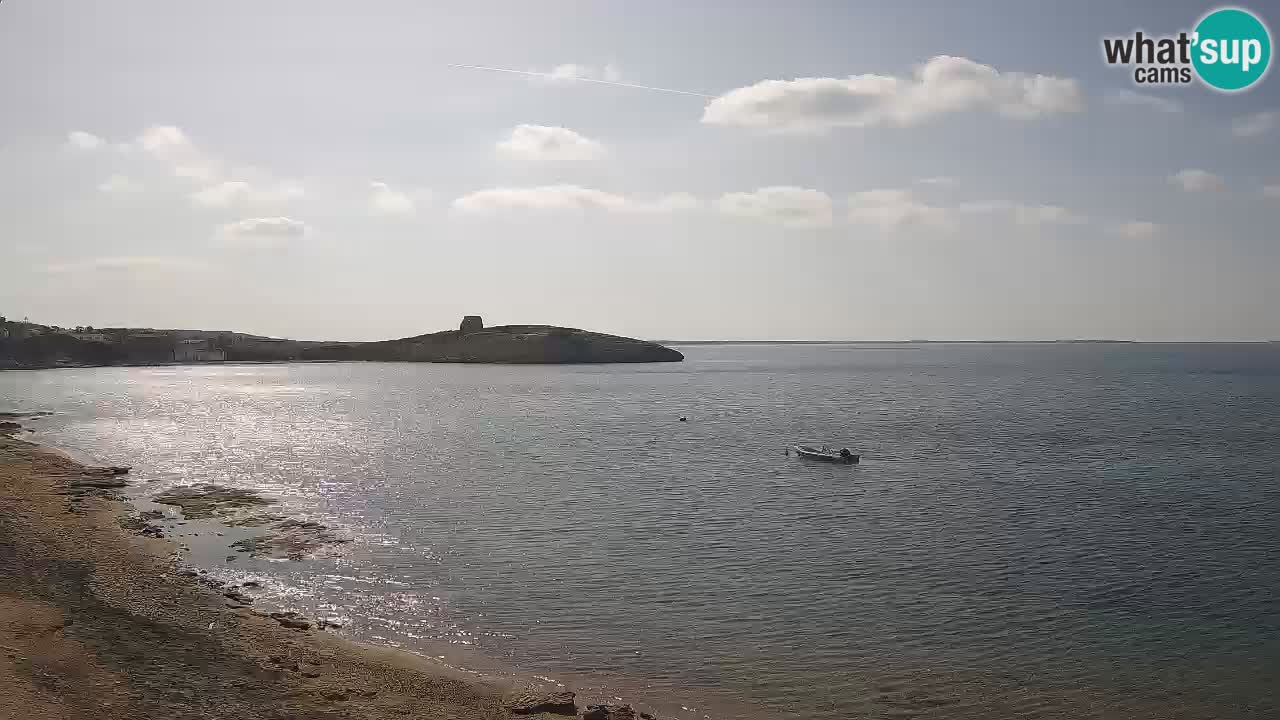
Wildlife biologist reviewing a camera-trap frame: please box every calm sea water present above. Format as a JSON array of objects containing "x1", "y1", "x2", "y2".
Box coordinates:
[{"x1": 3, "y1": 344, "x2": 1279, "y2": 718}]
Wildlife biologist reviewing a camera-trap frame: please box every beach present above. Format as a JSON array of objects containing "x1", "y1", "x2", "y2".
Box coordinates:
[{"x1": 0, "y1": 430, "x2": 538, "y2": 720}]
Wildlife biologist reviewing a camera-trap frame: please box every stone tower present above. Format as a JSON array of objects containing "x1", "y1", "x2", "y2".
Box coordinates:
[{"x1": 459, "y1": 315, "x2": 484, "y2": 334}]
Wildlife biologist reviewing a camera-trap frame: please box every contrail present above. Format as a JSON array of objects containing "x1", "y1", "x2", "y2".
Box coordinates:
[{"x1": 447, "y1": 64, "x2": 717, "y2": 98}]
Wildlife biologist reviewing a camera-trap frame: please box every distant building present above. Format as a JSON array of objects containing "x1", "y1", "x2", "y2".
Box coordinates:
[
  {"x1": 69, "y1": 331, "x2": 109, "y2": 343},
  {"x1": 174, "y1": 338, "x2": 226, "y2": 363}
]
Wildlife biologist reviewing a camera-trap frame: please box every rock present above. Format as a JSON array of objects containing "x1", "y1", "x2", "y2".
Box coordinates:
[
  {"x1": 152, "y1": 484, "x2": 273, "y2": 521},
  {"x1": 322, "y1": 691, "x2": 348, "y2": 702},
  {"x1": 507, "y1": 689, "x2": 577, "y2": 715},
  {"x1": 301, "y1": 670, "x2": 320, "y2": 678},
  {"x1": 240, "y1": 580, "x2": 261, "y2": 588},
  {"x1": 640, "y1": 713, "x2": 657, "y2": 720},
  {"x1": 223, "y1": 590, "x2": 253, "y2": 605},
  {"x1": 275, "y1": 616, "x2": 311, "y2": 630},
  {"x1": 582, "y1": 704, "x2": 638, "y2": 720},
  {"x1": 176, "y1": 569, "x2": 199, "y2": 577},
  {"x1": 0, "y1": 421, "x2": 21, "y2": 433}
]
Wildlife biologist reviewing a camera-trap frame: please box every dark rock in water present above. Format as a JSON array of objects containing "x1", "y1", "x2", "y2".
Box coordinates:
[
  {"x1": 240, "y1": 580, "x2": 261, "y2": 588},
  {"x1": 223, "y1": 590, "x2": 253, "y2": 605},
  {"x1": 640, "y1": 713, "x2": 657, "y2": 720},
  {"x1": 230, "y1": 518, "x2": 350, "y2": 560},
  {"x1": 582, "y1": 704, "x2": 638, "y2": 720},
  {"x1": 508, "y1": 689, "x2": 577, "y2": 715},
  {"x1": 152, "y1": 484, "x2": 273, "y2": 521},
  {"x1": 0, "y1": 421, "x2": 21, "y2": 433},
  {"x1": 275, "y1": 616, "x2": 311, "y2": 630}
]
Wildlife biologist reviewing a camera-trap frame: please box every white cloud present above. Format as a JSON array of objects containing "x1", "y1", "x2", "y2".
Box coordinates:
[
  {"x1": 369, "y1": 181, "x2": 423, "y2": 216},
  {"x1": 453, "y1": 185, "x2": 698, "y2": 214},
  {"x1": 66, "y1": 131, "x2": 104, "y2": 151},
  {"x1": 1103, "y1": 89, "x2": 1183, "y2": 114},
  {"x1": 1107, "y1": 221, "x2": 1159, "y2": 239},
  {"x1": 218, "y1": 216, "x2": 308, "y2": 245},
  {"x1": 1013, "y1": 204, "x2": 1086, "y2": 226},
  {"x1": 543, "y1": 63, "x2": 622, "y2": 82},
  {"x1": 43, "y1": 256, "x2": 208, "y2": 274},
  {"x1": 1170, "y1": 169, "x2": 1225, "y2": 193},
  {"x1": 718, "y1": 186, "x2": 833, "y2": 228},
  {"x1": 136, "y1": 125, "x2": 221, "y2": 182},
  {"x1": 845, "y1": 192, "x2": 1084, "y2": 231},
  {"x1": 1232, "y1": 110, "x2": 1277, "y2": 138},
  {"x1": 190, "y1": 180, "x2": 304, "y2": 209},
  {"x1": 702, "y1": 55, "x2": 1082, "y2": 133},
  {"x1": 1264, "y1": 184, "x2": 1280, "y2": 199},
  {"x1": 847, "y1": 189, "x2": 955, "y2": 231},
  {"x1": 98, "y1": 174, "x2": 144, "y2": 194},
  {"x1": 496, "y1": 124, "x2": 605, "y2": 162}
]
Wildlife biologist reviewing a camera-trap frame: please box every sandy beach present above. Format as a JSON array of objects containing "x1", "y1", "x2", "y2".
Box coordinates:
[{"x1": 0, "y1": 430, "x2": 590, "y2": 720}]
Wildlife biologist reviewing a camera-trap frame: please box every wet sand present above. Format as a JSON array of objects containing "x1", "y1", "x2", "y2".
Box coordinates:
[{"x1": 0, "y1": 432, "x2": 523, "y2": 720}]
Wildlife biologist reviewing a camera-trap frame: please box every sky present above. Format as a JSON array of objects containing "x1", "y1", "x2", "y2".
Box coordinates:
[{"x1": 2, "y1": 0, "x2": 1278, "y2": 341}]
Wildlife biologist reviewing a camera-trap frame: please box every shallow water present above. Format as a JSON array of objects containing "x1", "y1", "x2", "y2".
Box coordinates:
[{"x1": 3, "y1": 343, "x2": 1279, "y2": 718}]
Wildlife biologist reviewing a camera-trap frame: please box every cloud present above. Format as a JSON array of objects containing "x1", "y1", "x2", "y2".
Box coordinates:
[
  {"x1": 98, "y1": 174, "x2": 144, "y2": 194},
  {"x1": 1264, "y1": 184, "x2": 1280, "y2": 199},
  {"x1": 1170, "y1": 169, "x2": 1225, "y2": 192},
  {"x1": 1012, "y1": 204, "x2": 1086, "y2": 226},
  {"x1": 718, "y1": 186, "x2": 833, "y2": 228},
  {"x1": 496, "y1": 124, "x2": 605, "y2": 162},
  {"x1": 369, "y1": 181, "x2": 425, "y2": 216},
  {"x1": 847, "y1": 189, "x2": 955, "y2": 231},
  {"x1": 1232, "y1": 110, "x2": 1278, "y2": 138},
  {"x1": 845, "y1": 191, "x2": 1085, "y2": 231},
  {"x1": 190, "y1": 180, "x2": 304, "y2": 208},
  {"x1": 544, "y1": 63, "x2": 622, "y2": 82},
  {"x1": 702, "y1": 55, "x2": 1082, "y2": 133},
  {"x1": 42, "y1": 256, "x2": 209, "y2": 274},
  {"x1": 1103, "y1": 89, "x2": 1183, "y2": 113},
  {"x1": 1107, "y1": 221, "x2": 1159, "y2": 239},
  {"x1": 136, "y1": 125, "x2": 221, "y2": 181},
  {"x1": 66, "y1": 131, "x2": 104, "y2": 151},
  {"x1": 217, "y1": 216, "x2": 308, "y2": 245},
  {"x1": 453, "y1": 185, "x2": 698, "y2": 214}
]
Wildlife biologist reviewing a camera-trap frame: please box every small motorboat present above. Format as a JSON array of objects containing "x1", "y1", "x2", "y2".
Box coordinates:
[{"x1": 791, "y1": 445, "x2": 860, "y2": 464}]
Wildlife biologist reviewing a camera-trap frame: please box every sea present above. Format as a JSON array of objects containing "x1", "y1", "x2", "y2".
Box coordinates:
[{"x1": 3, "y1": 342, "x2": 1278, "y2": 719}]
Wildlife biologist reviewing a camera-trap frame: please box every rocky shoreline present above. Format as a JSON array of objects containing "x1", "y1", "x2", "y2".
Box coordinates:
[{"x1": 0, "y1": 419, "x2": 667, "y2": 720}]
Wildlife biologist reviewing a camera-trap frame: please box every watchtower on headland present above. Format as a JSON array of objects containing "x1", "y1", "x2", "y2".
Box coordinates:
[{"x1": 459, "y1": 315, "x2": 484, "y2": 334}]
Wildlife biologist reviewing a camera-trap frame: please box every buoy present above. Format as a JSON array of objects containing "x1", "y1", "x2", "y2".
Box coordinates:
[{"x1": 679, "y1": 416, "x2": 687, "y2": 422}]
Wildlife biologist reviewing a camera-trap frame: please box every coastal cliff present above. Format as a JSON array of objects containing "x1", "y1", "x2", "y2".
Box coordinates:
[{"x1": 0, "y1": 316, "x2": 683, "y2": 368}]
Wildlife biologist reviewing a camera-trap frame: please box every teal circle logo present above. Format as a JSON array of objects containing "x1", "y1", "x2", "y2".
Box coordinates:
[{"x1": 1192, "y1": 7, "x2": 1272, "y2": 91}]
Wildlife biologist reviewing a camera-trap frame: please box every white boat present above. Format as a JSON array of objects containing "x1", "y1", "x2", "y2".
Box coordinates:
[{"x1": 792, "y1": 445, "x2": 859, "y2": 464}]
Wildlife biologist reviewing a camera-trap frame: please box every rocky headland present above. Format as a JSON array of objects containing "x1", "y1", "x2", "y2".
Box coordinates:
[{"x1": 0, "y1": 315, "x2": 683, "y2": 369}]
